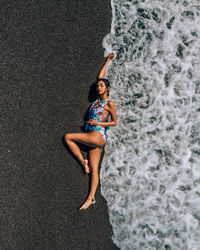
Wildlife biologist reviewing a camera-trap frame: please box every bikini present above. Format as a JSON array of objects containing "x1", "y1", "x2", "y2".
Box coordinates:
[{"x1": 85, "y1": 98, "x2": 110, "y2": 142}]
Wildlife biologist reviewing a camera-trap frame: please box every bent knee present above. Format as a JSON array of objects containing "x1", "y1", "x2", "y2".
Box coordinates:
[{"x1": 65, "y1": 133, "x2": 72, "y2": 142}]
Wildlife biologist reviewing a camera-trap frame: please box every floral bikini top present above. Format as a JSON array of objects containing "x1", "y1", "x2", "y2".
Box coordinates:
[
  {"x1": 85, "y1": 98, "x2": 110, "y2": 131},
  {"x1": 89, "y1": 98, "x2": 110, "y2": 122}
]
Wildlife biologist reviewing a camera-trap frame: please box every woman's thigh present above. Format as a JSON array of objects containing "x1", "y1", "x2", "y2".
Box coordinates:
[
  {"x1": 66, "y1": 131, "x2": 105, "y2": 148},
  {"x1": 88, "y1": 147, "x2": 103, "y2": 171}
]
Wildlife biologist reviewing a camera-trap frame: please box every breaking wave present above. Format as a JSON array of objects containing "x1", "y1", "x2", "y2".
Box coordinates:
[{"x1": 101, "y1": 0, "x2": 200, "y2": 249}]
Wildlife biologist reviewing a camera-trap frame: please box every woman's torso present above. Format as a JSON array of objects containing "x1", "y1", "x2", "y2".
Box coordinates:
[
  {"x1": 89, "y1": 98, "x2": 110, "y2": 122},
  {"x1": 85, "y1": 98, "x2": 110, "y2": 133}
]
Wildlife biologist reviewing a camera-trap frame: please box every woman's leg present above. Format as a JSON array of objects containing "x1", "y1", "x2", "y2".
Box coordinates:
[
  {"x1": 79, "y1": 147, "x2": 103, "y2": 210},
  {"x1": 65, "y1": 131, "x2": 104, "y2": 173}
]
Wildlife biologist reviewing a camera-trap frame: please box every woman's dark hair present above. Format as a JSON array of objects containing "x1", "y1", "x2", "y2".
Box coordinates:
[
  {"x1": 97, "y1": 78, "x2": 110, "y2": 88},
  {"x1": 97, "y1": 78, "x2": 110, "y2": 96}
]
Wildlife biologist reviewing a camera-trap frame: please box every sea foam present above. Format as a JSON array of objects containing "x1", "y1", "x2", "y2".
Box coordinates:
[{"x1": 101, "y1": 0, "x2": 200, "y2": 249}]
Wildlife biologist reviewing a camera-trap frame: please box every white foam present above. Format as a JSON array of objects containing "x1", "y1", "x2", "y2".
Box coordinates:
[{"x1": 101, "y1": 0, "x2": 200, "y2": 249}]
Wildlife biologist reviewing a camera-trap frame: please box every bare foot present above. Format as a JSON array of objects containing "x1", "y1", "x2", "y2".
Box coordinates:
[
  {"x1": 82, "y1": 159, "x2": 90, "y2": 174},
  {"x1": 78, "y1": 197, "x2": 96, "y2": 211}
]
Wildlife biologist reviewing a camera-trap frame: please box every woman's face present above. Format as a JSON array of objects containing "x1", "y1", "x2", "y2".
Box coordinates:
[{"x1": 96, "y1": 81, "x2": 108, "y2": 95}]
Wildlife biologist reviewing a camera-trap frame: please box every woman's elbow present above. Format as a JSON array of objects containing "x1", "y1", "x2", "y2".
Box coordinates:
[{"x1": 113, "y1": 121, "x2": 117, "y2": 126}]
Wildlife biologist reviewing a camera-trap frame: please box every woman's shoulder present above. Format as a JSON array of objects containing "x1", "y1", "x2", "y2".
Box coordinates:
[{"x1": 107, "y1": 99, "x2": 116, "y2": 109}]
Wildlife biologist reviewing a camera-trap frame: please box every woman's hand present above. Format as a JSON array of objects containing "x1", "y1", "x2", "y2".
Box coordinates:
[
  {"x1": 98, "y1": 51, "x2": 118, "y2": 79},
  {"x1": 86, "y1": 120, "x2": 98, "y2": 126},
  {"x1": 108, "y1": 51, "x2": 117, "y2": 60}
]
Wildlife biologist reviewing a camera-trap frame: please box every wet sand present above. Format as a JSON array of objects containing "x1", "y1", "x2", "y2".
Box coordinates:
[{"x1": 1, "y1": 1, "x2": 119, "y2": 249}]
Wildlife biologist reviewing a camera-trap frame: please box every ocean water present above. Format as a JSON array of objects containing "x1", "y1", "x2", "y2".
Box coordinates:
[{"x1": 101, "y1": 0, "x2": 200, "y2": 249}]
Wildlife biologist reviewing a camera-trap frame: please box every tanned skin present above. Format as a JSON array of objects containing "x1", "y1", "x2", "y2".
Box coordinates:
[{"x1": 65, "y1": 52, "x2": 117, "y2": 210}]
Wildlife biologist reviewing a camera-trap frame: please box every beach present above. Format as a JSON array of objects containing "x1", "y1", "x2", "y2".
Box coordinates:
[{"x1": 1, "y1": 0, "x2": 119, "y2": 249}]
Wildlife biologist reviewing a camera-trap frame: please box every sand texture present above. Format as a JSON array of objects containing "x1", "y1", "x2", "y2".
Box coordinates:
[{"x1": 1, "y1": 1, "x2": 119, "y2": 249}]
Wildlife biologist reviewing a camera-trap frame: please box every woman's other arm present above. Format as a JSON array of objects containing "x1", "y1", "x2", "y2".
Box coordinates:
[{"x1": 98, "y1": 101, "x2": 117, "y2": 126}]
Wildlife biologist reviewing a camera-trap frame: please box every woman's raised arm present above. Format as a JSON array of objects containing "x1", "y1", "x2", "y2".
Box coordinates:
[{"x1": 98, "y1": 52, "x2": 117, "y2": 79}]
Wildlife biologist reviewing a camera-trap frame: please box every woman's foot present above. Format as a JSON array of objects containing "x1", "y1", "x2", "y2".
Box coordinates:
[
  {"x1": 78, "y1": 197, "x2": 96, "y2": 211},
  {"x1": 81, "y1": 159, "x2": 90, "y2": 174}
]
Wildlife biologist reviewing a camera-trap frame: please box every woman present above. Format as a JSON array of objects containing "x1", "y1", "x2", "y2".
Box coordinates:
[{"x1": 65, "y1": 52, "x2": 117, "y2": 211}]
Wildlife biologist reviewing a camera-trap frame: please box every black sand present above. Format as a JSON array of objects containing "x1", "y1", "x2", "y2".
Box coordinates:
[{"x1": 1, "y1": 1, "x2": 119, "y2": 249}]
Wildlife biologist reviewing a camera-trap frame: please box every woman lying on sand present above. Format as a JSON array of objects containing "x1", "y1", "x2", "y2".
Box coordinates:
[{"x1": 65, "y1": 52, "x2": 117, "y2": 210}]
